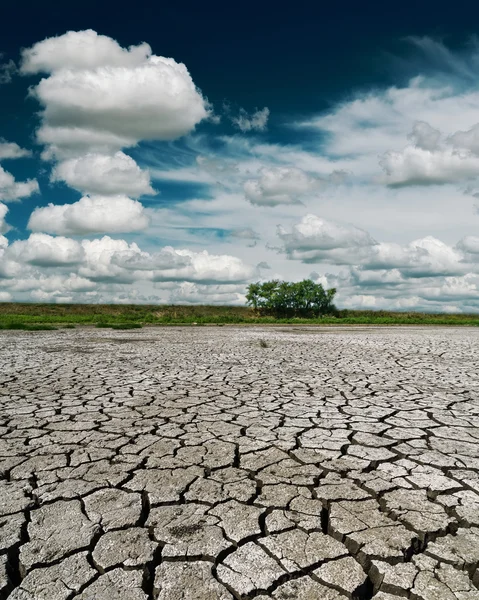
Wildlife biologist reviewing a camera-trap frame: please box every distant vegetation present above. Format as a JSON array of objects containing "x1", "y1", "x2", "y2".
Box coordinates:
[
  {"x1": 246, "y1": 279, "x2": 337, "y2": 317},
  {"x1": 0, "y1": 300, "x2": 479, "y2": 328}
]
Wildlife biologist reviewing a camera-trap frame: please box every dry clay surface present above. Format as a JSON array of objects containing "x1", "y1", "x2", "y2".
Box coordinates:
[{"x1": 0, "y1": 326, "x2": 479, "y2": 600}]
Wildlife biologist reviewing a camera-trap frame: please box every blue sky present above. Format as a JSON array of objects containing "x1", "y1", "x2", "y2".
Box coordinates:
[{"x1": 1, "y1": 0, "x2": 479, "y2": 310}]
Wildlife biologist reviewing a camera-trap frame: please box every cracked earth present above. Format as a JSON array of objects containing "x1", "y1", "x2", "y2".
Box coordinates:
[{"x1": 0, "y1": 326, "x2": 479, "y2": 600}]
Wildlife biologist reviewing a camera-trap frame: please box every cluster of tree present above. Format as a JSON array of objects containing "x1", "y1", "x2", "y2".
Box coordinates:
[{"x1": 246, "y1": 279, "x2": 337, "y2": 318}]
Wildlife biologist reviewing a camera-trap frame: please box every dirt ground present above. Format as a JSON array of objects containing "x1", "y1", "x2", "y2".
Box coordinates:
[{"x1": 1, "y1": 326, "x2": 478, "y2": 599}]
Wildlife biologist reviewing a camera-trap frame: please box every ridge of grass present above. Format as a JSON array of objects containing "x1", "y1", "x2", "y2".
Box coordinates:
[{"x1": 0, "y1": 302, "x2": 478, "y2": 328}]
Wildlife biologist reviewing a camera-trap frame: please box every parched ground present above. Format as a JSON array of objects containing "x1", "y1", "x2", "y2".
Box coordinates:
[{"x1": 0, "y1": 326, "x2": 479, "y2": 600}]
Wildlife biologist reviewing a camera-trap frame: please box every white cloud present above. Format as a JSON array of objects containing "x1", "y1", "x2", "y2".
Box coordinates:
[
  {"x1": 0, "y1": 203, "x2": 9, "y2": 234},
  {"x1": 244, "y1": 167, "x2": 317, "y2": 206},
  {"x1": 365, "y1": 237, "x2": 466, "y2": 277},
  {"x1": 379, "y1": 122, "x2": 479, "y2": 187},
  {"x1": 169, "y1": 282, "x2": 245, "y2": 304},
  {"x1": 456, "y1": 235, "x2": 479, "y2": 255},
  {"x1": 277, "y1": 214, "x2": 377, "y2": 264},
  {"x1": 21, "y1": 29, "x2": 151, "y2": 73},
  {"x1": 408, "y1": 121, "x2": 441, "y2": 151},
  {"x1": 0, "y1": 165, "x2": 39, "y2": 202},
  {"x1": 449, "y1": 124, "x2": 479, "y2": 156},
  {"x1": 51, "y1": 152, "x2": 155, "y2": 196},
  {"x1": 0, "y1": 140, "x2": 31, "y2": 159},
  {"x1": 0, "y1": 291, "x2": 12, "y2": 301},
  {"x1": 7, "y1": 234, "x2": 84, "y2": 266},
  {"x1": 22, "y1": 30, "x2": 210, "y2": 157},
  {"x1": 112, "y1": 245, "x2": 255, "y2": 283},
  {"x1": 231, "y1": 107, "x2": 269, "y2": 132},
  {"x1": 76, "y1": 236, "x2": 255, "y2": 285},
  {"x1": 37, "y1": 126, "x2": 135, "y2": 160},
  {"x1": 28, "y1": 195, "x2": 150, "y2": 235}
]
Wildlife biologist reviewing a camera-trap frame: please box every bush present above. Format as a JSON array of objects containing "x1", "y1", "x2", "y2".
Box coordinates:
[{"x1": 246, "y1": 279, "x2": 337, "y2": 318}]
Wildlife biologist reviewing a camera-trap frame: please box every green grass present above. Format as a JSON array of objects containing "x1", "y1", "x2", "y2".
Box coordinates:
[
  {"x1": 0, "y1": 302, "x2": 478, "y2": 328},
  {"x1": 96, "y1": 323, "x2": 143, "y2": 329},
  {"x1": 0, "y1": 321, "x2": 58, "y2": 331}
]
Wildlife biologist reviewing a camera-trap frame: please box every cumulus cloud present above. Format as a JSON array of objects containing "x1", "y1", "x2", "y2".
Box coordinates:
[
  {"x1": 407, "y1": 121, "x2": 441, "y2": 151},
  {"x1": 0, "y1": 203, "x2": 9, "y2": 234},
  {"x1": 51, "y1": 152, "x2": 155, "y2": 196},
  {"x1": 73, "y1": 236, "x2": 254, "y2": 284},
  {"x1": 380, "y1": 121, "x2": 479, "y2": 187},
  {"x1": 364, "y1": 237, "x2": 466, "y2": 277},
  {"x1": 277, "y1": 214, "x2": 377, "y2": 264},
  {"x1": 37, "y1": 126, "x2": 135, "y2": 160},
  {"x1": 0, "y1": 140, "x2": 31, "y2": 159},
  {"x1": 231, "y1": 107, "x2": 270, "y2": 132},
  {"x1": 22, "y1": 30, "x2": 210, "y2": 158},
  {"x1": 7, "y1": 234, "x2": 84, "y2": 266},
  {"x1": 244, "y1": 167, "x2": 316, "y2": 206},
  {"x1": 449, "y1": 124, "x2": 479, "y2": 155},
  {"x1": 279, "y1": 214, "x2": 468, "y2": 277},
  {"x1": 28, "y1": 195, "x2": 150, "y2": 235},
  {"x1": 20, "y1": 29, "x2": 151, "y2": 73},
  {"x1": 456, "y1": 235, "x2": 479, "y2": 255},
  {"x1": 379, "y1": 145, "x2": 479, "y2": 187},
  {"x1": 111, "y1": 245, "x2": 254, "y2": 283},
  {"x1": 0, "y1": 165, "x2": 39, "y2": 202}
]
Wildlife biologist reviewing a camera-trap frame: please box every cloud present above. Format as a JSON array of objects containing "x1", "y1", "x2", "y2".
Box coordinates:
[
  {"x1": 0, "y1": 140, "x2": 31, "y2": 159},
  {"x1": 297, "y1": 66, "x2": 479, "y2": 182},
  {"x1": 169, "y1": 282, "x2": 245, "y2": 304},
  {"x1": 277, "y1": 214, "x2": 377, "y2": 264},
  {"x1": 0, "y1": 165, "x2": 39, "y2": 202},
  {"x1": 112, "y1": 245, "x2": 255, "y2": 283},
  {"x1": 37, "y1": 127, "x2": 135, "y2": 160},
  {"x1": 22, "y1": 30, "x2": 210, "y2": 158},
  {"x1": 231, "y1": 107, "x2": 269, "y2": 132},
  {"x1": 51, "y1": 152, "x2": 155, "y2": 196},
  {"x1": 0, "y1": 203, "x2": 9, "y2": 234},
  {"x1": 449, "y1": 124, "x2": 479, "y2": 155},
  {"x1": 0, "y1": 56, "x2": 16, "y2": 84},
  {"x1": 74, "y1": 236, "x2": 254, "y2": 284},
  {"x1": 0, "y1": 291, "x2": 12, "y2": 301},
  {"x1": 456, "y1": 235, "x2": 479, "y2": 255},
  {"x1": 230, "y1": 228, "x2": 260, "y2": 240},
  {"x1": 20, "y1": 29, "x2": 151, "y2": 73},
  {"x1": 28, "y1": 195, "x2": 150, "y2": 235},
  {"x1": 408, "y1": 121, "x2": 441, "y2": 151},
  {"x1": 7, "y1": 233, "x2": 84, "y2": 266},
  {"x1": 364, "y1": 237, "x2": 466, "y2": 277},
  {"x1": 379, "y1": 144, "x2": 479, "y2": 187},
  {"x1": 244, "y1": 167, "x2": 316, "y2": 207}
]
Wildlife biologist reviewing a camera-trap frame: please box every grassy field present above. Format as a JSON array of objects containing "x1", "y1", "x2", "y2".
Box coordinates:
[{"x1": 0, "y1": 303, "x2": 478, "y2": 329}]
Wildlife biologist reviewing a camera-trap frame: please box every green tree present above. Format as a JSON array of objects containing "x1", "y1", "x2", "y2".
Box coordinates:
[{"x1": 246, "y1": 279, "x2": 337, "y2": 318}]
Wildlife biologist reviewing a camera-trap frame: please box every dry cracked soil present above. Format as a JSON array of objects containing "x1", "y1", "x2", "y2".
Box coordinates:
[{"x1": 0, "y1": 325, "x2": 478, "y2": 600}]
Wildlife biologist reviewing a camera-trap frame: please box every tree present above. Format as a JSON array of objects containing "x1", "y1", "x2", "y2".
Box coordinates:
[{"x1": 246, "y1": 279, "x2": 337, "y2": 318}]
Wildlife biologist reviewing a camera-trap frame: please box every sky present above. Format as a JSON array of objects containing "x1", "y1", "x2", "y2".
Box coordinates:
[{"x1": 1, "y1": 0, "x2": 479, "y2": 311}]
